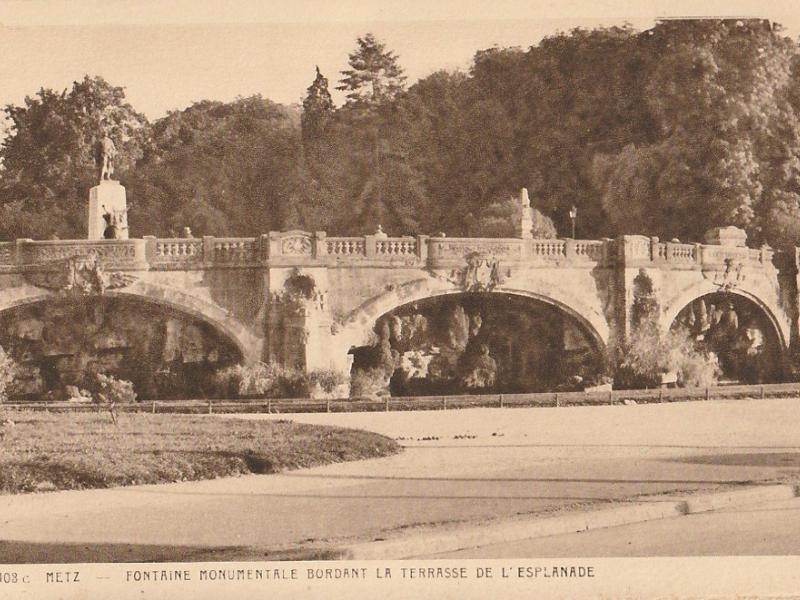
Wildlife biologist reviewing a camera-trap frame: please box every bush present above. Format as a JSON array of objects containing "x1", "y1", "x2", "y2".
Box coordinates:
[
  {"x1": 214, "y1": 363, "x2": 311, "y2": 398},
  {"x1": 307, "y1": 369, "x2": 348, "y2": 394},
  {"x1": 93, "y1": 373, "x2": 137, "y2": 425},
  {"x1": 350, "y1": 367, "x2": 391, "y2": 398},
  {"x1": 0, "y1": 346, "x2": 19, "y2": 402},
  {"x1": 617, "y1": 321, "x2": 720, "y2": 389},
  {"x1": 96, "y1": 373, "x2": 137, "y2": 404},
  {"x1": 530, "y1": 208, "x2": 558, "y2": 239}
]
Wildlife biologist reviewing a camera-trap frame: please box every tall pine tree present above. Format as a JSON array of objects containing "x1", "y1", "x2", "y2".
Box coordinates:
[
  {"x1": 301, "y1": 66, "x2": 335, "y2": 144},
  {"x1": 337, "y1": 33, "x2": 407, "y2": 109}
]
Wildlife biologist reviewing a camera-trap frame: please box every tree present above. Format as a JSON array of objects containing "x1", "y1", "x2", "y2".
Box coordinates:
[
  {"x1": 0, "y1": 76, "x2": 147, "y2": 239},
  {"x1": 398, "y1": 70, "x2": 474, "y2": 234},
  {"x1": 301, "y1": 66, "x2": 335, "y2": 144},
  {"x1": 126, "y1": 96, "x2": 307, "y2": 236},
  {"x1": 337, "y1": 33, "x2": 407, "y2": 109},
  {"x1": 594, "y1": 19, "x2": 800, "y2": 245},
  {"x1": 299, "y1": 35, "x2": 425, "y2": 235}
]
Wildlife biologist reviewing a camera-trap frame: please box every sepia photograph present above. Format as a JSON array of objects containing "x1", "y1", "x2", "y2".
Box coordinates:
[{"x1": 2, "y1": 1, "x2": 800, "y2": 597}]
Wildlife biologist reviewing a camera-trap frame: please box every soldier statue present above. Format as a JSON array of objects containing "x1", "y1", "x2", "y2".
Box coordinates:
[{"x1": 99, "y1": 133, "x2": 118, "y2": 182}]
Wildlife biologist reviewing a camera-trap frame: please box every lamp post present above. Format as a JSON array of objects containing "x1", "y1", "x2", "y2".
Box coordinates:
[{"x1": 569, "y1": 205, "x2": 578, "y2": 239}]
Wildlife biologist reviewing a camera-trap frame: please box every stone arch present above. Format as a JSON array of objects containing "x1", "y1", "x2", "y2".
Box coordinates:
[
  {"x1": 660, "y1": 279, "x2": 790, "y2": 351},
  {"x1": 336, "y1": 277, "x2": 610, "y2": 353},
  {"x1": 0, "y1": 281, "x2": 260, "y2": 364}
]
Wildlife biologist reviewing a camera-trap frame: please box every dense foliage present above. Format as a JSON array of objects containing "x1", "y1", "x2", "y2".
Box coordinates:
[
  {"x1": 617, "y1": 271, "x2": 721, "y2": 388},
  {"x1": 0, "y1": 346, "x2": 18, "y2": 402},
  {"x1": 3, "y1": 20, "x2": 800, "y2": 247}
]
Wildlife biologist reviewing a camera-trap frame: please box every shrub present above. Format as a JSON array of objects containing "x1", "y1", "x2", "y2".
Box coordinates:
[
  {"x1": 307, "y1": 369, "x2": 348, "y2": 394},
  {"x1": 214, "y1": 363, "x2": 311, "y2": 398},
  {"x1": 616, "y1": 269, "x2": 720, "y2": 389},
  {"x1": 350, "y1": 367, "x2": 390, "y2": 398},
  {"x1": 530, "y1": 208, "x2": 558, "y2": 239},
  {"x1": 94, "y1": 373, "x2": 137, "y2": 425},
  {"x1": 0, "y1": 346, "x2": 19, "y2": 402},
  {"x1": 617, "y1": 321, "x2": 720, "y2": 388},
  {"x1": 673, "y1": 343, "x2": 721, "y2": 388},
  {"x1": 96, "y1": 373, "x2": 137, "y2": 404}
]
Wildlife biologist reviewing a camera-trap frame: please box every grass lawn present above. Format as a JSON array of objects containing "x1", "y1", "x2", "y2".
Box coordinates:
[{"x1": 0, "y1": 410, "x2": 400, "y2": 494}]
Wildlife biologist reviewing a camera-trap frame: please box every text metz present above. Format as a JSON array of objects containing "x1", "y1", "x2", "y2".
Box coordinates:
[{"x1": 46, "y1": 571, "x2": 80, "y2": 583}]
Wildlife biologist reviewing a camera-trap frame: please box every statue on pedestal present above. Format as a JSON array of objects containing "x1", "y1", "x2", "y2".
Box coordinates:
[
  {"x1": 88, "y1": 128, "x2": 128, "y2": 240},
  {"x1": 99, "y1": 133, "x2": 118, "y2": 182}
]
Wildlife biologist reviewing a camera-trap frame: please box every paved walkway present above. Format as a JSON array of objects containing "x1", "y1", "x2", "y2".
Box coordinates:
[
  {"x1": 2, "y1": 398, "x2": 800, "y2": 561},
  {"x1": 424, "y1": 496, "x2": 800, "y2": 558}
]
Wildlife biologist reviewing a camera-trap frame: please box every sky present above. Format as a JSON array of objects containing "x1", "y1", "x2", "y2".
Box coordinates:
[{"x1": 1, "y1": 0, "x2": 799, "y2": 120}]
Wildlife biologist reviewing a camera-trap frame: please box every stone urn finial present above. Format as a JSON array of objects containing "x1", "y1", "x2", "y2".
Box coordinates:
[{"x1": 375, "y1": 224, "x2": 388, "y2": 239}]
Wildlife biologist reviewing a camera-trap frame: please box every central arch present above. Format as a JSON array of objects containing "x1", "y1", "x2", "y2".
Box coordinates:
[
  {"x1": 342, "y1": 282, "x2": 609, "y2": 397},
  {"x1": 338, "y1": 278, "x2": 610, "y2": 352}
]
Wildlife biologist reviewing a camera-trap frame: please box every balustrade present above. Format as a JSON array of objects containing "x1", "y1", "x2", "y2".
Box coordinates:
[
  {"x1": 214, "y1": 238, "x2": 256, "y2": 263},
  {"x1": 668, "y1": 243, "x2": 696, "y2": 263},
  {"x1": 376, "y1": 238, "x2": 417, "y2": 256},
  {"x1": 153, "y1": 239, "x2": 203, "y2": 264},
  {"x1": 326, "y1": 237, "x2": 366, "y2": 257},
  {"x1": 0, "y1": 242, "x2": 13, "y2": 266},
  {"x1": 0, "y1": 233, "x2": 783, "y2": 272},
  {"x1": 573, "y1": 240, "x2": 604, "y2": 261},
  {"x1": 530, "y1": 240, "x2": 566, "y2": 259}
]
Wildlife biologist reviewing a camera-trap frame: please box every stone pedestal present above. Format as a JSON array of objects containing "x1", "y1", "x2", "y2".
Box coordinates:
[
  {"x1": 704, "y1": 226, "x2": 747, "y2": 247},
  {"x1": 88, "y1": 180, "x2": 128, "y2": 240}
]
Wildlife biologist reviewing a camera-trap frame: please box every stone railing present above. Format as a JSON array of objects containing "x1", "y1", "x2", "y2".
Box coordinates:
[
  {"x1": 0, "y1": 232, "x2": 782, "y2": 272},
  {"x1": 0, "y1": 239, "x2": 148, "y2": 269},
  {"x1": 529, "y1": 239, "x2": 566, "y2": 260},
  {"x1": 325, "y1": 235, "x2": 421, "y2": 261},
  {"x1": 427, "y1": 238, "x2": 523, "y2": 264},
  {"x1": 268, "y1": 231, "x2": 425, "y2": 263},
  {"x1": 213, "y1": 238, "x2": 257, "y2": 264},
  {"x1": 151, "y1": 238, "x2": 204, "y2": 266},
  {"x1": 375, "y1": 237, "x2": 417, "y2": 257},
  {"x1": 0, "y1": 242, "x2": 14, "y2": 266},
  {"x1": 145, "y1": 236, "x2": 260, "y2": 268},
  {"x1": 622, "y1": 235, "x2": 773, "y2": 269},
  {"x1": 326, "y1": 237, "x2": 366, "y2": 257},
  {"x1": 573, "y1": 240, "x2": 605, "y2": 261}
]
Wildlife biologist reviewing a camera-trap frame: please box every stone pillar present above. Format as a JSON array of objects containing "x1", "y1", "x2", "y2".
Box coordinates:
[
  {"x1": 519, "y1": 188, "x2": 533, "y2": 239},
  {"x1": 14, "y1": 239, "x2": 32, "y2": 266},
  {"x1": 416, "y1": 235, "x2": 429, "y2": 262},
  {"x1": 564, "y1": 238, "x2": 576, "y2": 260},
  {"x1": 314, "y1": 231, "x2": 327, "y2": 259},
  {"x1": 202, "y1": 236, "x2": 215, "y2": 266},
  {"x1": 142, "y1": 235, "x2": 157, "y2": 264},
  {"x1": 611, "y1": 235, "x2": 655, "y2": 353},
  {"x1": 88, "y1": 180, "x2": 128, "y2": 240}
]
